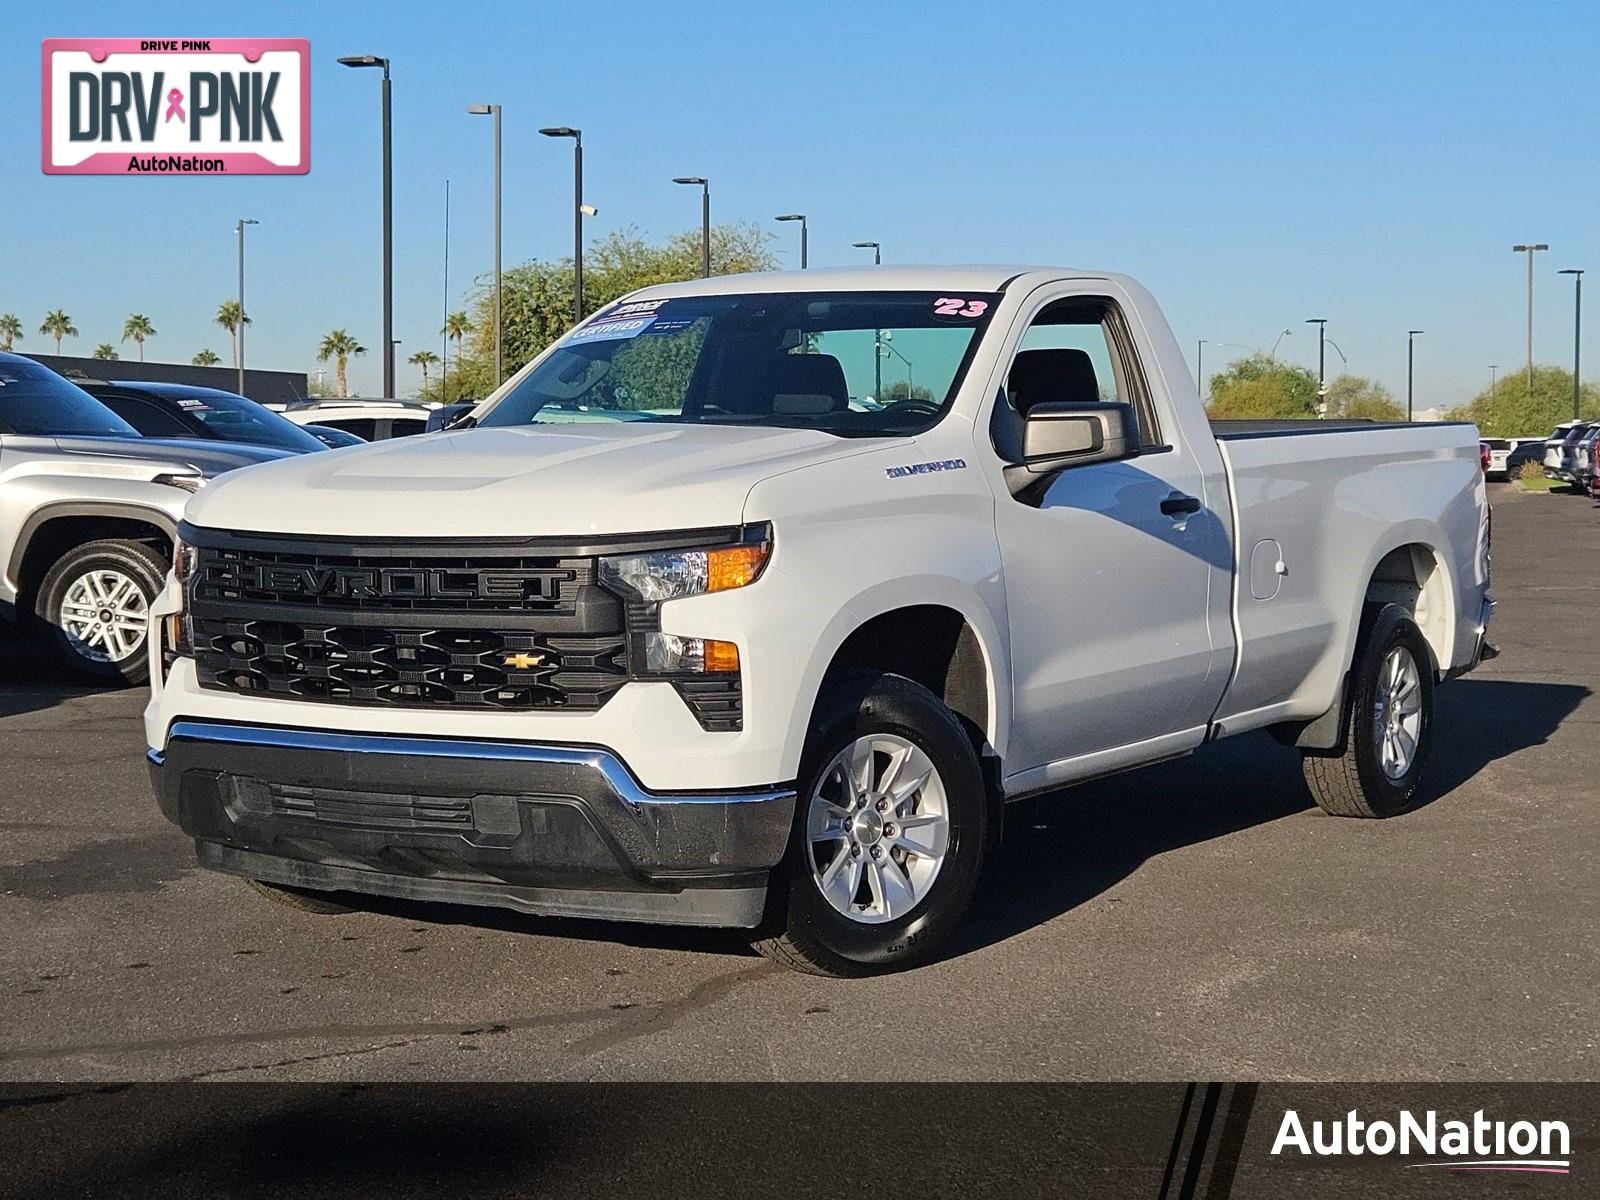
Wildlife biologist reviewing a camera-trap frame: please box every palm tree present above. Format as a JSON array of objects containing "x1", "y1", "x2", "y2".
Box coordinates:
[
  {"x1": 39, "y1": 309, "x2": 78, "y2": 354},
  {"x1": 317, "y1": 329, "x2": 366, "y2": 398},
  {"x1": 443, "y1": 311, "x2": 473, "y2": 369},
  {"x1": 214, "y1": 300, "x2": 251, "y2": 371},
  {"x1": 191, "y1": 348, "x2": 221, "y2": 366},
  {"x1": 408, "y1": 349, "x2": 441, "y2": 390},
  {"x1": 92, "y1": 343, "x2": 118, "y2": 361},
  {"x1": 121, "y1": 313, "x2": 156, "y2": 361},
  {"x1": 0, "y1": 313, "x2": 21, "y2": 351}
]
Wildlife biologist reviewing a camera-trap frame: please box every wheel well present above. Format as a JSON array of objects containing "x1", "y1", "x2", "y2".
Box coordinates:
[
  {"x1": 15, "y1": 516, "x2": 172, "y2": 611},
  {"x1": 824, "y1": 605, "x2": 991, "y2": 749},
  {"x1": 1365, "y1": 543, "x2": 1450, "y2": 673}
]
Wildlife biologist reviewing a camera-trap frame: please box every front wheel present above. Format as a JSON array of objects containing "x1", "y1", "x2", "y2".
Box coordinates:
[
  {"x1": 35, "y1": 538, "x2": 168, "y2": 686},
  {"x1": 752, "y1": 671, "x2": 990, "y2": 977},
  {"x1": 1301, "y1": 603, "x2": 1434, "y2": 818}
]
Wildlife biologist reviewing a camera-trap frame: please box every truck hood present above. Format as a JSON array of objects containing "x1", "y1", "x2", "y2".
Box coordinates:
[
  {"x1": 185, "y1": 421, "x2": 887, "y2": 537},
  {"x1": 48, "y1": 435, "x2": 294, "y2": 476}
]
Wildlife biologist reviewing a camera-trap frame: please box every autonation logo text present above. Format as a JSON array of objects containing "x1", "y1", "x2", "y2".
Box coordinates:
[{"x1": 1272, "y1": 1108, "x2": 1572, "y2": 1175}]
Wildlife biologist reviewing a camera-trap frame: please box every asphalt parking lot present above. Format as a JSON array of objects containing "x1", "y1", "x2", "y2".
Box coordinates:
[{"x1": 1, "y1": 483, "x2": 1594, "y2": 1083}]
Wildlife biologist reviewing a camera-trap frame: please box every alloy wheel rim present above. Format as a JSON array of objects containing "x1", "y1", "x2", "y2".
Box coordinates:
[
  {"x1": 807, "y1": 733, "x2": 950, "y2": 924},
  {"x1": 1373, "y1": 645, "x2": 1423, "y2": 779},
  {"x1": 59, "y1": 569, "x2": 149, "y2": 663}
]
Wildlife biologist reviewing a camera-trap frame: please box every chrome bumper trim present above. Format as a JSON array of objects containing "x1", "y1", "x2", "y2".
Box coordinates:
[{"x1": 149, "y1": 720, "x2": 793, "y2": 808}]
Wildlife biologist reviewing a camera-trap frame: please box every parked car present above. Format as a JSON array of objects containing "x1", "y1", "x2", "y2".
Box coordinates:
[
  {"x1": 280, "y1": 399, "x2": 438, "y2": 441},
  {"x1": 147, "y1": 267, "x2": 1494, "y2": 976},
  {"x1": 301, "y1": 424, "x2": 367, "y2": 448},
  {"x1": 0, "y1": 353, "x2": 292, "y2": 683},
  {"x1": 1572, "y1": 425, "x2": 1600, "y2": 494},
  {"x1": 1503, "y1": 438, "x2": 1546, "y2": 480},
  {"x1": 79, "y1": 381, "x2": 328, "y2": 455},
  {"x1": 1543, "y1": 421, "x2": 1591, "y2": 488},
  {"x1": 1481, "y1": 436, "x2": 1544, "y2": 481}
]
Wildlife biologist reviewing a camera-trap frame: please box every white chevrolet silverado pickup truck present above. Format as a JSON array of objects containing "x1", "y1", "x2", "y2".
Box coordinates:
[{"x1": 146, "y1": 267, "x2": 1494, "y2": 975}]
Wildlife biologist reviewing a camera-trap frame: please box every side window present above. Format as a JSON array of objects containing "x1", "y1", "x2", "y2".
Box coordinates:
[
  {"x1": 998, "y1": 297, "x2": 1161, "y2": 451},
  {"x1": 388, "y1": 419, "x2": 426, "y2": 437},
  {"x1": 100, "y1": 395, "x2": 194, "y2": 438},
  {"x1": 324, "y1": 418, "x2": 378, "y2": 440}
]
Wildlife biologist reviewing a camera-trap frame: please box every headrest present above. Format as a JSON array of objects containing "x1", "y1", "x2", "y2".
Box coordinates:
[
  {"x1": 769, "y1": 352, "x2": 849, "y2": 415},
  {"x1": 1007, "y1": 348, "x2": 1100, "y2": 415}
]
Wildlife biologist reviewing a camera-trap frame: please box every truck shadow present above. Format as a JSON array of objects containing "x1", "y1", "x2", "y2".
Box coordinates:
[
  {"x1": 343, "y1": 677, "x2": 1586, "y2": 967},
  {"x1": 946, "y1": 676, "x2": 1589, "y2": 962}
]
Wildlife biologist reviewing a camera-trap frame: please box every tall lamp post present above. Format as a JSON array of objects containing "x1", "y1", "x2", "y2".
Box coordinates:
[
  {"x1": 1305, "y1": 318, "x2": 1328, "y2": 416},
  {"x1": 1269, "y1": 328, "x2": 1293, "y2": 359},
  {"x1": 776, "y1": 214, "x2": 807, "y2": 268},
  {"x1": 338, "y1": 55, "x2": 393, "y2": 398},
  {"x1": 541, "y1": 127, "x2": 584, "y2": 325},
  {"x1": 853, "y1": 241, "x2": 884, "y2": 397},
  {"x1": 673, "y1": 177, "x2": 711, "y2": 277},
  {"x1": 1489, "y1": 364, "x2": 1498, "y2": 399},
  {"x1": 467, "y1": 104, "x2": 502, "y2": 387},
  {"x1": 1559, "y1": 268, "x2": 1583, "y2": 420},
  {"x1": 1512, "y1": 242, "x2": 1549, "y2": 388},
  {"x1": 234, "y1": 217, "x2": 257, "y2": 397},
  {"x1": 1406, "y1": 329, "x2": 1424, "y2": 421},
  {"x1": 1196, "y1": 339, "x2": 1205, "y2": 401}
]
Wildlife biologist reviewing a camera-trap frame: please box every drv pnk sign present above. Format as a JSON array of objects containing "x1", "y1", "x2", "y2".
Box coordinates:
[{"x1": 42, "y1": 38, "x2": 309, "y2": 175}]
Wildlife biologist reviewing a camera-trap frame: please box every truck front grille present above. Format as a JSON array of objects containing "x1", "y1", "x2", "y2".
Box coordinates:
[{"x1": 192, "y1": 618, "x2": 627, "y2": 711}]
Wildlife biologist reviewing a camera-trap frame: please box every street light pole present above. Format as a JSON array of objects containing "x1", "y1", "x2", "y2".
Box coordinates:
[
  {"x1": 541, "y1": 127, "x2": 584, "y2": 325},
  {"x1": 775, "y1": 214, "x2": 807, "y2": 268},
  {"x1": 852, "y1": 240, "x2": 881, "y2": 266},
  {"x1": 1512, "y1": 242, "x2": 1549, "y2": 388},
  {"x1": 234, "y1": 217, "x2": 257, "y2": 397},
  {"x1": 468, "y1": 104, "x2": 503, "y2": 387},
  {"x1": 1305, "y1": 318, "x2": 1328, "y2": 416},
  {"x1": 338, "y1": 55, "x2": 394, "y2": 397},
  {"x1": 1489, "y1": 364, "x2": 1498, "y2": 399},
  {"x1": 1406, "y1": 330, "x2": 1424, "y2": 421},
  {"x1": 673, "y1": 178, "x2": 710, "y2": 276},
  {"x1": 1559, "y1": 269, "x2": 1583, "y2": 420},
  {"x1": 1196, "y1": 339, "x2": 1205, "y2": 401}
]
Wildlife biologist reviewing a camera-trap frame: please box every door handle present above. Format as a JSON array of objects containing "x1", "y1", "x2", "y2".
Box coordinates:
[{"x1": 1160, "y1": 492, "x2": 1202, "y2": 517}]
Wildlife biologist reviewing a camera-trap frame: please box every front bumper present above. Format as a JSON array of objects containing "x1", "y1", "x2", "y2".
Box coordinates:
[{"x1": 149, "y1": 721, "x2": 796, "y2": 927}]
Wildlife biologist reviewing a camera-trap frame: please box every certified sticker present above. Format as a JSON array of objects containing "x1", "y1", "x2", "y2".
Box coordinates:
[{"x1": 42, "y1": 38, "x2": 310, "y2": 175}]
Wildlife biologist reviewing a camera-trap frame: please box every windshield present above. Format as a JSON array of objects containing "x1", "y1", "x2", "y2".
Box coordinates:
[
  {"x1": 477, "y1": 290, "x2": 1001, "y2": 437},
  {"x1": 154, "y1": 388, "x2": 325, "y2": 453},
  {"x1": 0, "y1": 359, "x2": 138, "y2": 437}
]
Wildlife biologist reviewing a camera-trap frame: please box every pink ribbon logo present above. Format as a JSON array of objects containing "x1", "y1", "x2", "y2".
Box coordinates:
[{"x1": 164, "y1": 88, "x2": 185, "y2": 123}]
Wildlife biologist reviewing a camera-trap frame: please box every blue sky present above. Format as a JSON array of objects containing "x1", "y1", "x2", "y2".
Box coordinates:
[{"x1": 6, "y1": 1, "x2": 1598, "y2": 407}]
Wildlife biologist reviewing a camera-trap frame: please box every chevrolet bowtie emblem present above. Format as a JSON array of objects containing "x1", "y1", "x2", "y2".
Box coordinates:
[{"x1": 502, "y1": 652, "x2": 544, "y2": 670}]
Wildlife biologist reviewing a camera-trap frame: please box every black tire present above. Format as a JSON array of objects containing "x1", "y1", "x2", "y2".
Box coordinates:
[
  {"x1": 245, "y1": 879, "x2": 355, "y2": 915},
  {"x1": 1301, "y1": 603, "x2": 1434, "y2": 818},
  {"x1": 35, "y1": 538, "x2": 168, "y2": 686},
  {"x1": 752, "y1": 670, "x2": 990, "y2": 977}
]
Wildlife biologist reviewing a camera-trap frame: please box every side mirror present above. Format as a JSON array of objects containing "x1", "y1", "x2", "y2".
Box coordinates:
[
  {"x1": 1021, "y1": 401, "x2": 1140, "y2": 474},
  {"x1": 426, "y1": 402, "x2": 475, "y2": 433}
]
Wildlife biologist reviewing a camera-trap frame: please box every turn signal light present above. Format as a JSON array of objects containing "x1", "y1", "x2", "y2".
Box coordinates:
[
  {"x1": 703, "y1": 639, "x2": 740, "y2": 673},
  {"x1": 707, "y1": 542, "x2": 771, "y2": 593}
]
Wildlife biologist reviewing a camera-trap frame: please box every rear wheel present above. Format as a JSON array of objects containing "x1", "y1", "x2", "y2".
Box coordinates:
[
  {"x1": 1301, "y1": 603, "x2": 1434, "y2": 818},
  {"x1": 752, "y1": 671, "x2": 989, "y2": 977},
  {"x1": 35, "y1": 539, "x2": 167, "y2": 686}
]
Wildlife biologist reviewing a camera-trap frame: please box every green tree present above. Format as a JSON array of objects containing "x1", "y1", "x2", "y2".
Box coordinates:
[
  {"x1": 39, "y1": 309, "x2": 78, "y2": 354},
  {"x1": 0, "y1": 313, "x2": 21, "y2": 351},
  {"x1": 430, "y1": 222, "x2": 781, "y2": 403},
  {"x1": 92, "y1": 343, "x2": 118, "y2": 360},
  {"x1": 1205, "y1": 352, "x2": 1319, "y2": 419},
  {"x1": 317, "y1": 329, "x2": 366, "y2": 397},
  {"x1": 408, "y1": 348, "x2": 441, "y2": 392},
  {"x1": 1445, "y1": 364, "x2": 1600, "y2": 437},
  {"x1": 215, "y1": 300, "x2": 250, "y2": 372},
  {"x1": 443, "y1": 311, "x2": 474, "y2": 377},
  {"x1": 191, "y1": 348, "x2": 221, "y2": 366},
  {"x1": 120, "y1": 313, "x2": 155, "y2": 361},
  {"x1": 1325, "y1": 374, "x2": 1405, "y2": 421}
]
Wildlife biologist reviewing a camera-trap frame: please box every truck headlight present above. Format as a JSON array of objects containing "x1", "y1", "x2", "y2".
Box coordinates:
[
  {"x1": 598, "y1": 525, "x2": 771, "y2": 603},
  {"x1": 162, "y1": 536, "x2": 196, "y2": 671}
]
